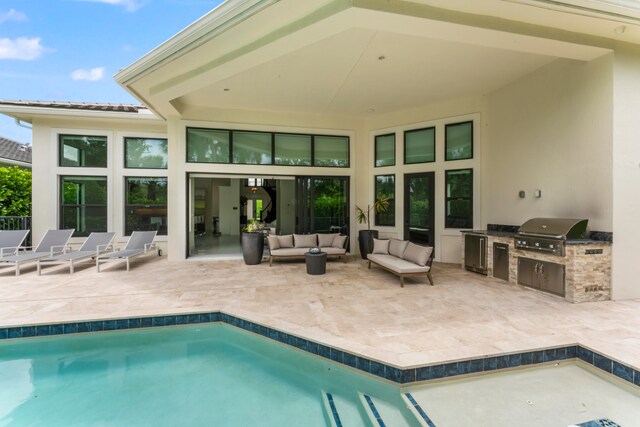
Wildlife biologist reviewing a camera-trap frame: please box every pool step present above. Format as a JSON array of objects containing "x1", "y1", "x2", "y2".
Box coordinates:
[
  {"x1": 359, "y1": 393, "x2": 387, "y2": 427},
  {"x1": 322, "y1": 391, "x2": 343, "y2": 427}
]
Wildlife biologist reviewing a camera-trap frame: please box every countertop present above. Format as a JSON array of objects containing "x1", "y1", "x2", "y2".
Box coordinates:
[{"x1": 460, "y1": 229, "x2": 612, "y2": 245}]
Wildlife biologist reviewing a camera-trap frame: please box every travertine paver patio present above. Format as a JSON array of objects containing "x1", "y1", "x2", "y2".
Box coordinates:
[{"x1": 1, "y1": 255, "x2": 639, "y2": 370}]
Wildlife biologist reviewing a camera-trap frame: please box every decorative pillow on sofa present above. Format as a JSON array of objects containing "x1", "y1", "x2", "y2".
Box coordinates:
[
  {"x1": 372, "y1": 238, "x2": 390, "y2": 254},
  {"x1": 332, "y1": 234, "x2": 348, "y2": 249},
  {"x1": 318, "y1": 233, "x2": 338, "y2": 248},
  {"x1": 267, "y1": 235, "x2": 280, "y2": 250},
  {"x1": 277, "y1": 234, "x2": 294, "y2": 248},
  {"x1": 294, "y1": 234, "x2": 318, "y2": 248},
  {"x1": 402, "y1": 242, "x2": 433, "y2": 267},
  {"x1": 388, "y1": 239, "x2": 409, "y2": 258}
]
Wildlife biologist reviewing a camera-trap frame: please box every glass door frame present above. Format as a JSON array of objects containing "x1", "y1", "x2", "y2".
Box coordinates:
[
  {"x1": 403, "y1": 171, "x2": 435, "y2": 247},
  {"x1": 295, "y1": 175, "x2": 350, "y2": 237}
]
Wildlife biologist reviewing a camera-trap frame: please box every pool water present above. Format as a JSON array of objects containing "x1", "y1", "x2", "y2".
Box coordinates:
[{"x1": 0, "y1": 324, "x2": 419, "y2": 426}]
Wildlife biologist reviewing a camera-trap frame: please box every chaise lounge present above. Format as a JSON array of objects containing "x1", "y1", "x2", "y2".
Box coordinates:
[
  {"x1": 267, "y1": 233, "x2": 349, "y2": 266},
  {"x1": 96, "y1": 231, "x2": 157, "y2": 272},
  {"x1": 0, "y1": 229, "x2": 75, "y2": 276},
  {"x1": 0, "y1": 230, "x2": 30, "y2": 258},
  {"x1": 37, "y1": 232, "x2": 116, "y2": 275},
  {"x1": 367, "y1": 238, "x2": 434, "y2": 287}
]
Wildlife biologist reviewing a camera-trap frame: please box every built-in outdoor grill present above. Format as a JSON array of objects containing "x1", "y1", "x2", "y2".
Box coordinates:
[{"x1": 514, "y1": 218, "x2": 588, "y2": 256}]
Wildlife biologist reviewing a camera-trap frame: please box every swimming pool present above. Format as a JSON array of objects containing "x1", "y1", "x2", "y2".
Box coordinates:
[{"x1": 0, "y1": 323, "x2": 420, "y2": 426}]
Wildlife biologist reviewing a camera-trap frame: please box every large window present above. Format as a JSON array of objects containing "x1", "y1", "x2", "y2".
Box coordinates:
[
  {"x1": 59, "y1": 135, "x2": 107, "y2": 167},
  {"x1": 375, "y1": 174, "x2": 395, "y2": 226},
  {"x1": 445, "y1": 121, "x2": 473, "y2": 161},
  {"x1": 445, "y1": 168, "x2": 473, "y2": 228},
  {"x1": 60, "y1": 176, "x2": 107, "y2": 237},
  {"x1": 125, "y1": 138, "x2": 168, "y2": 169},
  {"x1": 274, "y1": 134, "x2": 312, "y2": 166},
  {"x1": 232, "y1": 131, "x2": 272, "y2": 165},
  {"x1": 187, "y1": 128, "x2": 230, "y2": 163},
  {"x1": 313, "y1": 136, "x2": 349, "y2": 167},
  {"x1": 375, "y1": 133, "x2": 395, "y2": 167},
  {"x1": 125, "y1": 177, "x2": 168, "y2": 236},
  {"x1": 404, "y1": 127, "x2": 435, "y2": 164}
]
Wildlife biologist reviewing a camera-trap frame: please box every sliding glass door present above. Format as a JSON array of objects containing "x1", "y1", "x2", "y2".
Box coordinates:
[{"x1": 296, "y1": 177, "x2": 349, "y2": 236}]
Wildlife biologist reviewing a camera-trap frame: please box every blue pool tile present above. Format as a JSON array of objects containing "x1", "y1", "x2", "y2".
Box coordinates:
[
  {"x1": 163, "y1": 316, "x2": 176, "y2": 327},
  {"x1": 0, "y1": 328, "x2": 7, "y2": 339},
  {"x1": 612, "y1": 361, "x2": 634, "y2": 383},
  {"x1": 285, "y1": 334, "x2": 296, "y2": 347},
  {"x1": 128, "y1": 318, "x2": 141, "y2": 329},
  {"x1": 415, "y1": 366, "x2": 430, "y2": 381},
  {"x1": 357, "y1": 357, "x2": 370, "y2": 373},
  {"x1": 50, "y1": 324, "x2": 64, "y2": 335},
  {"x1": 385, "y1": 366, "x2": 402, "y2": 382},
  {"x1": 308, "y1": 341, "x2": 319, "y2": 355},
  {"x1": 532, "y1": 350, "x2": 544, "y2": 364},
  {"x1": 430, "y1": 364, "x2": 445, "y2": 380},
  {"x1": 104, "y1": 320, "x2": 117, "y2": 331},
  {"x1": 578, "y1": 347, "x2": 594, "y2": 364},
  {"x1": 76, "y1": 322, "x2": 91, "y2": 333},
  {"x1": 459, "y1": 359, "x2": 484, "y2": 374},
  {"x1": 297, "y1": 338, "x2": 309, "y2": 352},
  {"x1": 258, "y1": 325, "x2": 268, "y2": 337},
  {"x1": 187, "y1": 314, "x2": 201, "y2": 324},
  {"x1": 175, "y1": 315, "x2": 188, "y2": 325},
  {"x1": 370, "y1": 361, "x2": 386, "y2": 378},
  {"x1": 21, "y1": 326, "x2": 36, "y2": 337},
  {"x1": 543, "y1": 348, "x2": 556, "y2": 362},
  {"x1": 8, "y1": 327, "x2": 21, "y2": 339},
  {"x1": 63, "y1": 323, "x2": 78, "y2": 334},
  {"x1": 210, "y1": 312, "x2": 221, "y2": 322},
  {"x1": 140, "y1": 317, "x2": 152, "y2": 328},
  {"x1": 344, "y1": 353, "x2": 357, "y2": 368},
  {"x1": 277, "y1": 331, "x2": 288, "y2": 344},
  {"x1": 200, "y1": 312, "x2": 212, "y2": 323},
  {"x1": 593, "y1": 353, "x2": 612, "y2": 373},
  {"x1": 330, "y1": 348, "x2": 344, "y2": 364},
  {"x1": 401, "y1": 369, "x2": 416, "y2": 383},
  {"x1": 521, "y1": 352, "x2": 533, "y2": 365},
  {"x1": 35, "y1": 325, "x2": 50, "y2": 336},
  {"x1": 229, "y1": 316, "x2": 239, "y2": 327},
  {"x1": 151, "y1": 317, "x2": 163, "y2": 327},
  {"x1": 567, "y1": 345, "x2": 578, "y2": 359},
  {"x1": 405, "y1": 393, "x2": 437, "y2": 427},
  {"x1": 634, "y1": 370, "x2": 640, "y2": 387},
  {"x1": 219, "y1": 313, "x2": 229, "y2": 323},
  {"x1": 267, "y1": 328, "x2": 278, "y2": 341},
  {"x1": 484, "y1": 357, "x2": 497, "y2": 371},
  {"x1": 318, "y1": 344, "x2": 331, "y2": 360},
  {"x1": 556, "y1": 347, "x2": 568, "y2": 360},
  {"x1": 496, "y1": 355, "x2": 509, "y2": 369},
  {"x1": 115, "y1": 319, "x2": 128, "y2": 330},
  {"x1": 444, "y1": 362, "x2": 458, "y2": 377},
  {"x1": 508, "y1": 353, "x2": 522, "y2": 368}
]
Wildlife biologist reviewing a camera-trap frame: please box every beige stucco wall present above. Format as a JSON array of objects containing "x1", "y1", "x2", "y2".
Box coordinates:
[{"x1": 483, "y1": 56, "x2": 614, "y2": 232}]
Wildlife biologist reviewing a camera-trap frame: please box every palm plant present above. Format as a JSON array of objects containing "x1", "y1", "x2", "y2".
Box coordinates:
[{"x1": 355, "y1": 196, "x2": 390, "y2": 230}]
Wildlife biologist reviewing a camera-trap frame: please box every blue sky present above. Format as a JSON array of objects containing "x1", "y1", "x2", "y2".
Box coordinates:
[{"x1": 0, "y1": 0, "x2": 223, "y2": 144}]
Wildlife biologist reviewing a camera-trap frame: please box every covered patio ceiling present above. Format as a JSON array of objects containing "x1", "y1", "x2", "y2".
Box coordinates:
[{"x1": 116, "y1": 0, "x2": 617, "y2": 119}]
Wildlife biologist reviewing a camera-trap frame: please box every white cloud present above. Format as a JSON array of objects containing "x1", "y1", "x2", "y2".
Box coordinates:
[
  {"x1": 0, "y1": 9, "x2": 27, "y2": 24},
  {"x1": 0, "y1": 37, "x2": 44, "y2": 60},
  {"x1": 73, "y1": 0, "x2": 145, "y2": 12},
  {"x1": 70, "y1": 67, "x2": 105, "y2": 81}
]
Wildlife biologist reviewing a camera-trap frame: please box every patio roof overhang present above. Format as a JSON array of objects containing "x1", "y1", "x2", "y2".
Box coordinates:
[{"x1": 114, "y1": 0, "x2": 639, "y2": 120}]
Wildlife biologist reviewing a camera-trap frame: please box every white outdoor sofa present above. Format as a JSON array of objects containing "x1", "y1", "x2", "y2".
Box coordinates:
[
  {"x1": 367, "y1": 238, "x2": 434, "y2": 287},
  {"x1": 267, "y1": 233, "x2": 349, "y2": 266}
]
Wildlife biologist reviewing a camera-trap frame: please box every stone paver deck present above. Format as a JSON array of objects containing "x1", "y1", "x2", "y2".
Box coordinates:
[{"x1": 1, "y1": 255, "x2": 639, "y2": 370}]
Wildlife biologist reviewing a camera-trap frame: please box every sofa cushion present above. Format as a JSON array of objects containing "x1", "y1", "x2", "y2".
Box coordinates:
[
  {"x1": 388, "y1": 239, "x2": 409, "y2": 258},
  {"x1": 332, "y1": 234, "x2": 347, "y2": 249},
  {"x1": 267, "y1": 235, "x2": 280, "y2": 250},
  {"x1": 323, "y1": 247, "x2": 346, "y2": 255},
  {"x1": 402, "y1": 242, "x2": 433, "y2": 267},
  {"x1": 372, "y1": 238, "x2": 390, "y2": 255},
  {"x1": 294, "y1": 234, "x2": 317, "y2": 248},
  {"x1": 368, "y1": 253, "x2": 431, "y2": 274},
  {"x1": 270, "y1": 248, "x2": 306, "y2": 256},
  {"x1": 318, "y1": 233, "x2": 338, "y2": 248},
  {"x1": 277, "y1": 234, "x2": 294, "y2": 248}
]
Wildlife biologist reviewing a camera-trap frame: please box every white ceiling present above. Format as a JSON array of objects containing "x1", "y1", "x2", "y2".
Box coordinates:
[{"x1": 177, "y1": 28, "x2": 556, "y2": 116}]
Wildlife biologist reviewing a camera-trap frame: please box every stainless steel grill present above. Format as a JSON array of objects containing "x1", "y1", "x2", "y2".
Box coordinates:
[{"x1": 514, "y1": 218, "x2": 588, "y2": 256}]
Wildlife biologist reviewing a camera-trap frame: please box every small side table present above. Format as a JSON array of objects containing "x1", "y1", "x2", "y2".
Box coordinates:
[{"x1": 305, "y1": 251, "x2": 327, "y2": 275}]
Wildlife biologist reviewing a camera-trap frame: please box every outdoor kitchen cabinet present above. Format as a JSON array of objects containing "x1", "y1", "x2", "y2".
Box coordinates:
[
  {"x1": 464, "y1": 234, "x2": 487, "y2": 275},
  {"x1": 517, "y1": 257, "x2": 565, "y2": 297}
]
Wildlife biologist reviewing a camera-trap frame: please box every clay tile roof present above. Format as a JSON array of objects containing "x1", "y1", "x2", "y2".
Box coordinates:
[
  {"x1": 0, "y1": 100, "x2": 147, "y2": 113},
  {"x1": 0, "y1": 136, "x2": 31, "y2": 164}
]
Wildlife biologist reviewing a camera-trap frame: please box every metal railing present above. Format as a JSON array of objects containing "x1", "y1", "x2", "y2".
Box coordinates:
[{"x1": 0, "y1": 216, "x2": 32, "y2": 246}]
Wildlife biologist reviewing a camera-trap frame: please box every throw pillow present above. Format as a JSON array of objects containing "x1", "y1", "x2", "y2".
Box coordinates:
[
  {"x1": 388, "y1": 239, "x2": 409, "y2": 258},
  {"x1": 372, "y1": 238, "x2": 390, "y2": 255},
  {"x1": 267, "y1": 235, "x2": 280, "y2": 250},
  {"x1": 332, "y1": 234, "x2": 348, "y2": 249},
  {"x1": 402, "y1": 242, "x2": 433, "y2": 266},
  {"x1": 294, "y1": 234, "x2": 318, "y2": 248},
  {"x1": 277, "y1": 234, "x2": 294, "y2": 248},
  {"x1": 318, "y1": 233, "x2": 338, "y2": 248}
]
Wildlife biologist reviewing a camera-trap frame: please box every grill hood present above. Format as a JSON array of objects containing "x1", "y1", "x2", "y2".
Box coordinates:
[{"x1": 518, "y1": 218, "x2": 588, "y2": 239}]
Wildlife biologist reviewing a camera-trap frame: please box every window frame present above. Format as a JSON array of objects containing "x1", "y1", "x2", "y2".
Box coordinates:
[
  {"x1": 444, "y1": 121, "x2": 474, "y2": 161},
  {"x1": 374, "y1": 133, "x2": 396, "y2": 168},
  {"x1": 124, "y1": 176, "x2": 168, "y2": 236},
  {"x1": 404, "y1": 126, "x2": 436, "y2": 165},
  {"x1": 444, "y1": 168, "x2": 473, "y2": 229},
  {"x1": 124, "y1": 137, "x2": 168, "y2": 169},
  {"x1": 59, "y1": 175, "x2": 108, "y2": 237},
  {"x1": 374, "y1": 174, "x2": 395, "y2": 227},
  {"x1": 58, "y1": 134, "x2": 108, "y2": 168}
]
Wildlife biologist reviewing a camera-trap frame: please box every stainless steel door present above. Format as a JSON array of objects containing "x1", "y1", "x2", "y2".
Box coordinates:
[
  {"x1": 517, "y1": 257, "x2": 538, "y2": 288},
  {"x1": 538, "y1": 261, "x2": 565, "y2": 296},
  {"x1": 493, "y1": 243, "x2": 509, "y2": 281},
  {"x1": 464, "y1": 234, "x2": 487, "y2": 274}
]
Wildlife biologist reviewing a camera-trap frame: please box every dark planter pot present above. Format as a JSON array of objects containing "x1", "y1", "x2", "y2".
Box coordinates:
[
  {"x1": 242, "y1": 232, "x2": 264, "y2": 265},
  {"x1": 358, "y1": 229, "x2": 379, "y2": 259}
]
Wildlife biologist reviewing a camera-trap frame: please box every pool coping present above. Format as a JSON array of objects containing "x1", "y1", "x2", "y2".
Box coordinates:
[{"x1": 1, "y1": 311, "x2": 639, "y2": 389}]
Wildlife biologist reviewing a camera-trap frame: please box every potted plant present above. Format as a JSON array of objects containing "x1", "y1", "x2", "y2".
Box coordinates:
[
  {"x1": 241, "y1": 218, "x2": 266, "y2": 265},
  {"x1": 355, "y1": 196, "x2": 389, "y2": 259}
]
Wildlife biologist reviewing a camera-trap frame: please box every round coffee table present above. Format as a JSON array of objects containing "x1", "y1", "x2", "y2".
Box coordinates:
[{"x1": 305, "y1": 251, "x2": 327, "y2": 275}]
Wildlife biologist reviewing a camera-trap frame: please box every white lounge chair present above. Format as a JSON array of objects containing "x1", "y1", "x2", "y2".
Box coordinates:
[
  {"x1": 37, "y1": 232, "x2": 116, "y2": 275},
  {"x1": 96, "y1": 231, "x2": 158, "y2": 272},
  {"x1": 0, "y1": 230, "x2": 30, "y2": 258},
  {"x1": 0, "y1": 229, "x2": 74, "y2": 276}
]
